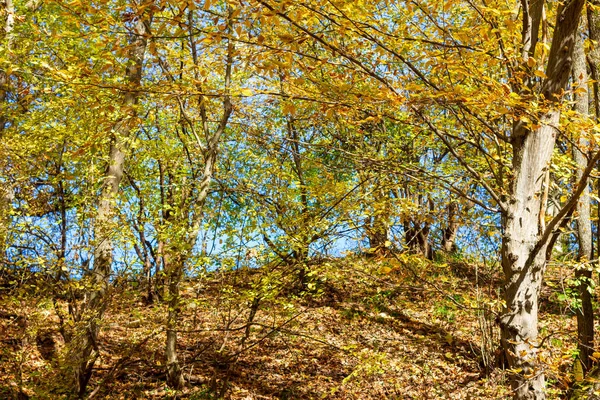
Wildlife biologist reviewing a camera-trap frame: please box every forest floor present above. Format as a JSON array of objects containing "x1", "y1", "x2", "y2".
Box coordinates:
[{"x1": 0, "y1": 254, "x2": 585, "y2": 399}]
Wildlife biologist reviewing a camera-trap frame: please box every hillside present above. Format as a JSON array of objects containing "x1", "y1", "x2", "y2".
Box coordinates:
[{"x1": 0, "y1": 255, "x2": 583, "y2": 399}]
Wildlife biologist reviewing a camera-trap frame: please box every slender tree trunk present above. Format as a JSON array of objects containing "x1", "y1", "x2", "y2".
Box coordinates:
[
  {"x1": 0, "y1": 186, "x2": 13, "y2": 263},
  {"x1": 162, "y1": 7, "x2": 234, "y2": 389},
  {"x1": 499, "y1": 1, "x2": 585, "y2": 398},
  {"x1": 0, "y1": 0, "x2": 15, "y2": 263},
  {"x1": 0, "y1": 0, "x2": 14, "y2": 129},
  {"x1": 572, "y1": 31, "x2": 594, "y2": 373},
  {"x1": 70, "y1": 9, "x2": 152, "y2": 397},
  {"x1": 588, "y1": 1, "x2": 600, "y2": 278},
  {"x1": 286, "y1": 114, "x2": 312, "y2": 279},
  {"x1": 165, "y1": 254, "x2": 185, "y2": 389}
]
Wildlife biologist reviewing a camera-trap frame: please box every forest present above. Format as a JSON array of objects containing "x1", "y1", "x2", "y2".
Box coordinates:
[{"x1": 3, "y1": 0, "x2": 600, "y2": 399}]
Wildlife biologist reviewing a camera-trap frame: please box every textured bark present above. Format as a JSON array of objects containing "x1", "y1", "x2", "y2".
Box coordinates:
[
  {"x1": 442, "y1": 201, "x2": 459, "y2": 253},
  {"x1": 404, "y1": 196, "x2": 433, "y2": 259},
  {"x1": 0, "y1": 0, "x2": 15, "y2": 262},
  {"x1": 588, "y1": 0, "x2": 600, "y2": 119},
  {"x1": 404, "y1": 220, "x2": 432, "y2": 259},
  {"x1": 499, "y1": 0, "x2": 585, "y2": 398},
  {"x1": 501, "y1": 117, "x2": 556, "y2": 400},
  {"x1": 589, "y1": 1, "x2": 600, "y2": 301},
  {"x1": 286, "y1": 114, "x2": 311, "y2": 265},
  {"x1": 0, "y1": 186, "x2": 13, "y2": 264},
  {"x1": 165, "y1": 254, "x2": 185, "y2": 390},
  {"x1": 163, "y1": 7, "x2": 234, "y2": 388},
  {"x1": 573, "y1": 30, "x2": 594, "y2": 373},
  {"x1": 70, "y1": 9, "x2": 152, "y2": 398}
]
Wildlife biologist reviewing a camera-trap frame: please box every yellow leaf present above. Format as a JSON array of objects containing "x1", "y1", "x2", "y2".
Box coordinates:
[
  {"x1": 445, "y1": 334, "x2": 454, "y2": 345},
  {"x1": 380, "y1": 266, "x2": 392, "y2": 274},
  {"x1": 240, "y1": 88, "x2": 253, "y2": 96},
  {"x1": 573, "y1": 359, "x2": 584, "y2": 382},
  {"x1": 282, "y1": 103, "x2": 296, "y2": 115},
  {"x1": 534, "y1": 70, "x2": 546, "y2": 78},
  {"x1": 278, "y1": 33, "x2": 295, "y2": 43}
]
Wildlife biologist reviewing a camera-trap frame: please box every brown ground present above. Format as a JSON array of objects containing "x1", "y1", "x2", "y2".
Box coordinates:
[{"x1": 0, "y1": 255, "x2": 587, "y2": 399}]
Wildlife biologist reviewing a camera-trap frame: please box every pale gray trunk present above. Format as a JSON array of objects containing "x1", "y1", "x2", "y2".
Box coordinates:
[
  {"x1": 589, "y1": 1, "x2": 600, "y2": 301},
  {"x1": 500, "y1": 0, "x2": 584, "y2": 398},
  {"x1": 165, "y1": 254, "x2": 185, "y2": 389},
  {"x1": 572, "y1": 31, "x2": 594, "y2": 372},
  {"x1": 442, "y1": 201, "x2": 458, "y2": 253},
  {"x1": 0, "y1": 0, "x2": 15, "y2": 260},
  {"x1": 163, "y1": 120, "x2": 228, "y2": 390},
  {"x1": 501, "y1": 114, "x2": 557, "y2": 400},
  {"x1": 286, "y1": 115, "x2": 311, "y2": 265},
  {"x1": 163, "y1": 7, "x2": 234, "y2": 389},
  {"x1": 71, "y1": 10, "x2": 152, "y2": 398},
  {"x1": 3, "y1": 0, "x2": 14, "y2": 49},
  {"x1": 0, "y1": 186, "x2": 13, "y2": 263}
]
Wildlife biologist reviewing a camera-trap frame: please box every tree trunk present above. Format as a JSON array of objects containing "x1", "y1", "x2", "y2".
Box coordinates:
[
  {"x1": 0, "y1": 186, "x2": 13, "y2": 264},
  {"x1": 573, "y1": 29, "x2": 594, "y2": 373},
  {"x1": 500, "y1": 124, "x2": 555, "y2": 399},
  {"x1": 161, "y1": 7, "x2": 234, "y2": 389},
  {"x1": 404, "y1": 221, "x2": 432, "y2": 259},
  {"x1": 366, "y1": 184, "x2": 391, "y2": 255},
  {"x1": 165, "y1": 254, "x2": 185, "y2": 390},
  {"x1": 0, "y1": 0, "x2": 15, "y2": 262},
  {"x1": 442, "y1": 201, "x2": 458, "y2": 253},
  {"x1": 588, "y1": 1, "x2": 600, "y2": 279},
  {"x1": 70, "y1": 9, "x2": 152, "y2": 398},
  {"x1": 499, "y1": 0, "x2": 585, "y2": 398}
]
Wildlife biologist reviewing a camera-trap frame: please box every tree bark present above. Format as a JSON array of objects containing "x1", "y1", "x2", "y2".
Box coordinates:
[
  {"x1": 162, "y1": 7, "x2": 234, "y2": 389},
  {"x1": 572, "y1": 31, "x2": 594, "y2": 373},
  {"x1": 442, "y1": 201, "x2": 458, "y2": 253},
  {"x1": 588, "y1": 0, "x2": 600, "y2": 119},
  {"x1": 0, "y1": 185, "x2": 13, "y2": 263},
  {"x1": 404, "y1": 195, "x2": 433, "y2": 259},
  {"x1": 0, "y1": 0, "x2": 15, "y2": 263},
  {"x1": 499, "y1": 1, "x2": 585, "y2": 398},
  {"x1": 165, "y1": 254, "x2": 185, "y2": 389},
  {"x1": 70, "y1": 8, "x2": 152, "y2": 398},
  {"x1": 588, "y1": 1, "x2": 600, "y2": 273},
  {"x1": 404, "y1": 220, "x2": 432, "y2": 259}
]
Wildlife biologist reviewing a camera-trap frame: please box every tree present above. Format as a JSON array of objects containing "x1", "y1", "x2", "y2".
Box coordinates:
[
  {"x1": 68, "y1": 2, "x2": 153, "y2": 396},
  {"x1": 497, "y1": 1, "x2": 588, "y2": 397},
  {"x1": 131, "y1": 4, "x2": 235, "y2": 388},
  {"x1": 249, "y1": 0, "x2": 595, "y2": 397},
  {"x1": 571, "y1": 28, "x2": 594, "y2": 374}
]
